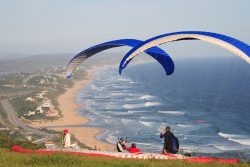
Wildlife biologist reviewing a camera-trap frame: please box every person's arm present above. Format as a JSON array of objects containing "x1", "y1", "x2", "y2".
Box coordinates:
[{"x1": 160, "y1": 132, "x2": 166, "y2": 138}]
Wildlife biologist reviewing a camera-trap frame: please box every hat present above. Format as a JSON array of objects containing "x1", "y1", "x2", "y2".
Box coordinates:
[{"x1": 63, "y1": 129, "x2": 69, "y2": 133}]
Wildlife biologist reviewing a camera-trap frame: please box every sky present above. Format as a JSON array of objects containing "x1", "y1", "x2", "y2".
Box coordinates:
[{"x1": 0, "y1": 0, "x2": 250, "y2": 58}]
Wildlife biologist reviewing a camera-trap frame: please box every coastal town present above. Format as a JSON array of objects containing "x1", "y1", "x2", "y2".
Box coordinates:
[{"x1": 0, "y1": 67, "x2": 86, "y2": 147}]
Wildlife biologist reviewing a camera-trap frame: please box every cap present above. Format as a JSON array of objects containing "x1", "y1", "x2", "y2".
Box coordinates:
[{"x1": 63, "y1": 129, "x2": 69, "y2": 133}]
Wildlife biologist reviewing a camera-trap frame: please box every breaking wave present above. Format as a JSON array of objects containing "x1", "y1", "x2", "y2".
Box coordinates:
[
  {"x1": 140, "y1": 95, "x2": 155, "y2": 100},
  {"x1": 145, "y1": 102, "x2": 161, "y2": 107},
  {"x1": 158, "y1": 111, "x2": 185, "y2": 115},
  {"x1": 218, "y1": 132, "x2": 250, "y2": 146},
  {"x1": 139, "y1": 120, "x2": 154, "y2": 127}
]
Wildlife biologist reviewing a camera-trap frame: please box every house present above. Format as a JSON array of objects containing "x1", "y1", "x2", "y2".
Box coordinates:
[
  {"x1": 24, "y1": 111, "x2": 36, "y2": 116},
  {"x1": 25, "y1": 97, "x2": 36, "y2": 102},
  {"x1": 45, "y1": 108, "x2": 59, "y2": 117},
  {"x1": 36, "y1": 106, "x2": 43, "y2": 113}
]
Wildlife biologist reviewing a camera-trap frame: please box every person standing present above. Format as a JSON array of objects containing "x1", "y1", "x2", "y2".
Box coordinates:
[
  {"x1": 160, "y1": 126, "x2": 176, "y2": 154},
  {"x1": 63, "y1": 129, "x2": 71, "y2": 148}
]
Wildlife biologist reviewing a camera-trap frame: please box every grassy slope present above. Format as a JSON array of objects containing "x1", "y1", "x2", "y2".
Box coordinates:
[
  {"x1": 0, "y1": 149, "x2": 250, "y2": 167},
  {"x1": 0, "y1": 148, "x2": 249, "y2": 167}
]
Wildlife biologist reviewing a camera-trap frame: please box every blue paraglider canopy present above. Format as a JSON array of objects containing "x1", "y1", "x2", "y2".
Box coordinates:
[
  {"x1": 119, "y1": 31, "x2": 250, "y2": 74},
  {"x1": 66, "y1": 39, "x2": 174, "y2": 78}
]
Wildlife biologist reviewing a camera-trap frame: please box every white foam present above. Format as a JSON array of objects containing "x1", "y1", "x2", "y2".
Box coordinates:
[
  {"x1": 107, "y1": 111, "x2": 131, "y2": 115},
  {"x1": 139, "y1": 120, "x2": 154, "y2": 127},
  {"x1": 158, "y1": 111, "x2": 185, "y2": 115},
  {"x1": 139, "y1": 116, "x2": 152, "y2": 120},
  {"x1": 139, "y1": 95, "x2": 155, "y2": 100},
  {"x1": 177, "y1": 124, "x2": 192, "y2": 128},
  {"x1": 110, "y1": 92, "x2": 123, "y2": 96},
  {"x1": 128, "y1": 110, "x2": 147, "y2": 114},
  {"x1": 125, "y1": 98, "x2": 138, "y2": 101},
  {"x1": 118, "y1": 78, "x2": 129, "y2": 81},
  {"x1": 218, "y1": 132, "x2": 250, "y2": 146},
  {"x1": 218, "y1": 132, "x2": 240, "y2": 138},
  {"x1": 123, "y1": 103, "x2": 144, "y2": 109},
  {"x1": 104, "y1": 105, "x2": 121, "y2": 110},
  {"x1": 145, "y1": 102, "x2": 161, "y2": 107},
  {"x1": 106, "y1": 131, "x2": 119, "y2": 144},
  {"x1": 228, "y1": 138, "x2": 250, "y2": 146},
  {"x1": 121, "y1": 118, "x2": 134, "y2": 125}
]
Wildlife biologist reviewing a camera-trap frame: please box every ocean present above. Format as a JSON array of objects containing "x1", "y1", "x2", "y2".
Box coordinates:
[{"x1": 77, "y1": 56, "x2": 250, "y2": 161}]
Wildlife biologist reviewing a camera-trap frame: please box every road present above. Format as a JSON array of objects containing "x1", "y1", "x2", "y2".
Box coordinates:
[{"x1": 0, "y1": 99, "x2": 58, "y2": 144}]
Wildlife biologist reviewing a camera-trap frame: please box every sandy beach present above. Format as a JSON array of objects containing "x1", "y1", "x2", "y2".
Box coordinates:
[{"x1": 32, "y1": 72, "x2": 114, "y2": 151}]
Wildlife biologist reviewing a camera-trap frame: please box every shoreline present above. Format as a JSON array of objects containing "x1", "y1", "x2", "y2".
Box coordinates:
[{"x1": 31, "y1": 72, "x2": 114, "y2": 151}]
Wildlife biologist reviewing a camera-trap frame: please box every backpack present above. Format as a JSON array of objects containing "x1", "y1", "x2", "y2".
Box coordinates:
[{"x1": 171, "y1": 136, "x2": 179, "y2": 154}]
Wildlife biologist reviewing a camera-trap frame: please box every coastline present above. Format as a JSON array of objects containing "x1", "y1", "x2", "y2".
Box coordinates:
[{"x1": 31, "y1": 72, "x2": 114, "y2": 151}]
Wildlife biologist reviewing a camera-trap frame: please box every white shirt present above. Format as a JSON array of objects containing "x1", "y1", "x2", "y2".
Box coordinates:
[{"x1": 64, "y1": 133, "x2": 71, "y2": 148}]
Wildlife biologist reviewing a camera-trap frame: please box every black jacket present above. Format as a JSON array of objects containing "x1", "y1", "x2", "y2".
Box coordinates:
[{"x1": 160, "y1": 131, "x2": 174, "y2": 149}]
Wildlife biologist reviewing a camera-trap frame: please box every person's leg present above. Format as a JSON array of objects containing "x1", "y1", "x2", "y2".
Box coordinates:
[
  {"x1": 163, "y1": 149, "x2": 168, "y2": 154},
  {"x1": 162, "y1": 145, "x2": 168, "y2": 154}
]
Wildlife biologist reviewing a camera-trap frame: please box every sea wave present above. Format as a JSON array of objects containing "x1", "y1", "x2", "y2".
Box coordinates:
[
  {"x1": 125, "y1": 98, "x2": 139, "y2": 101},
  {"x1": 158, "y1": 111, "x2": 185, "y2": 115},
  {"x1": 139, "y1": 120, "x2": 154, "y2": 127},
  {"x1": 104, "y1": 104, "x2": 121, "y2": 110},
  {"x1": 127, "y1": 110, "x2": 148, "y2": 114},
  {"x1": 139, "y1": 95, "x2": 155, "y2": 100},
  {"x1": 107, "y1": 111, "x2": 131, "y2": 115},
  {"x1": 123, "y1": 102, "x2": 161, "y2": 109},
  {"x1": 218, "y1": 132, "x2": 241, "y2": 138},
  {"x1": 177, "y1": 124, "x2": 192, "y2": 128},
  {"x1": 123, "y1": 103, "x2": 144, "y2": 109},
  {"x1": 110, "y1": 92, "x2": 124, "y2": 96},
  {"x1": 106, "y1": 130, "x2": 120, "y2": 144},
  {"x1": 121, "y1": 118, "x2": 135, "y2": 125},
  {"x1": 218, "y1": 132, "x2": 250, "y2": 146},
  {"x1": 145, "y1": 102, "x2": 161, "y2": 107},
  {"x1": 227, "y1": 138, "x2": 250, "y2": 146}
]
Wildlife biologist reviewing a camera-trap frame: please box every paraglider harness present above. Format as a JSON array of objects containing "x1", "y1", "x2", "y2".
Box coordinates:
[{"x1": 116, "y1": 137, "x2": 127, "y2": 152}]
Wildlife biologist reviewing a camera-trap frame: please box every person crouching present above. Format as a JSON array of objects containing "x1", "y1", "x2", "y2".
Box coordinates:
[{"x1": 126, "y1": 143, "x2": 142, "y2": 154}]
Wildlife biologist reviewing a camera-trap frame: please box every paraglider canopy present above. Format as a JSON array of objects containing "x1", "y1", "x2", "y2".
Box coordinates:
[
  {"x1": 65, "y1": 39, "x2": 174, "y2": 78},
  {"x1": 119, "y1": 31, "x2": 250, "y2": 74}
]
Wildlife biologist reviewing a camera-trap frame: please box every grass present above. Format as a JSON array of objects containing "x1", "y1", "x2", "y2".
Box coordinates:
[
  {"x1": 0, "y1": 148, "x2": 249, "y2": 167},
  {"x1": 0, "y1": 132, "x2": 43, "y2": 150}
]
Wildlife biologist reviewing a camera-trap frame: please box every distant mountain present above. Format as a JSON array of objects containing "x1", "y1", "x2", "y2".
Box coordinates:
[
  {"x1": 0, "y1": 52, "x2": 153, "y2": 74},
  {"x1": 0, "y1": 53, "x2": 71, "y2": 73}
]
